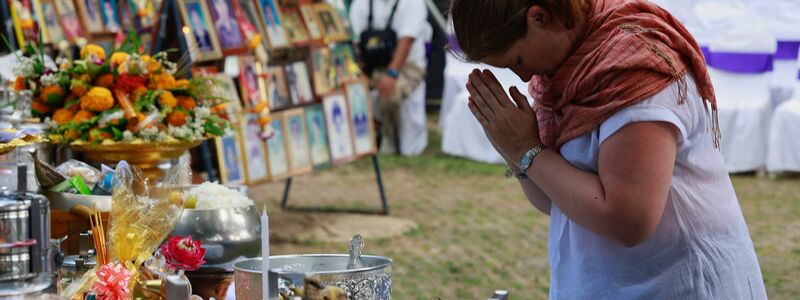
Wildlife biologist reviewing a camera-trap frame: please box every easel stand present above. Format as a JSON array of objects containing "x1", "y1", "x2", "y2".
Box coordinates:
[{"x1": 281, "y1": 154, "x2": 388, "y2": 215}]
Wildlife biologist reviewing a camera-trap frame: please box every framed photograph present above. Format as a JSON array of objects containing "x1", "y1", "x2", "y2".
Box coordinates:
[
  {"x1": 331, "y1": 43, "x2": 358, "y2": 85},
  {"x1": 298, "y1": 4, "x2": 322, "y2": 41},
  {"x1": 284, "y1": 61, "x2": 314, "y2": 105},
  {"x1": 53, "y1": 0, "x2": 85, "y2": 41},
  {"x1": 177, "y1": 0, "x2": 223, "y2": 62},
  {"x1": 322, "y1": 92, "x2": 354, "y2": 164},
  {"x1": 304, "y1": 105, "x2": 331, "y2": 169},
  {"x1": 312, "y1": 2, "x2": 347, "y2": 42},
  {"x1": 190, "y1": 66, "x2": 219, "y2": 75},
  {"x1": 41, "y1": 0, "x2": 65, "y2": 43},
  {"x1": 310, "y1": 46, "x2": 333, "y2": 96},
  {"x1": 99, "y1": 0, "x2": 121, "y2": 32},
  {"x1": 206, "y1": 0, "x2": 247, "y2": 54},
  {"x1": 344, "y1": 80, "x2": 377, "y2": 156},
  {"x1": 129, "y1": 0, "x2": 158, "y2": 29},
  {"x1": 282, "y1": 108, "x2": 312, "y2": 174},
  {"x1": 281, "y1": 9, "x2": 309, "y2": 45},
  {"x1": 265, "y1": 114, "x2": 290, "y2": 180},
  {"x1": 266, "y1": 66, "x2": 291, "y2": 110},
  {"x1": 9, "y1": 0, "x2": 48, "y2": 46},
  {"x1": 239, "y1": 56, "x2": 267, "y2": 109},
  {"x1": 75, "y1": 0, "x2": 105, "y2": 34},
  {"x1": 235, "y1": 0, "x2": 267, "y2": 48},
  {"x1": 207, "y1": 73, "x2": 243, "y2": 114},
  {"x1": 239, "y1": 113, "x2": 270, "y2": 183},
  {"x1": 257, "y1": 0, "x2": 289, "y2": 48},
  {"x1": 215, "y1": 133, "x2": 246, "y2": 185}
]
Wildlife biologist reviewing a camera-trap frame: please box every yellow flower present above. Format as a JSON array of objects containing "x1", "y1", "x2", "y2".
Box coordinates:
[
  {"x1": 159, "y1": 91, "x2": 177, "y2": 108},
  {"x1": 80, "y1": 87, "x2": 115, "y2": 112},
  {"x1": 173, "y1": 79, "x2": 189, "y2": 89},
  {"x1": 152, "y1": 74, "x2": 176, "y2": 89},
  {"x1": 110, "y1": 52, "x2": 130, "y2": 68},
  {"x1": 80, "y1": 44, "x2": 106, "y2": 61},
  {"x1": 52, "y1": 109, "x2": 74, "y2": 125}
]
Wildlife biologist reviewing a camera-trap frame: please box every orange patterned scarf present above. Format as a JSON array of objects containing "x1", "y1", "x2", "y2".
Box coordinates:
[{"x1": 530, "y1": 0, "x2": 718, "y2": 150}]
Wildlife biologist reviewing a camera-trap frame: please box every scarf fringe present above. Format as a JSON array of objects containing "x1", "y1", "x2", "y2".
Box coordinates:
[{"x1": 624, "y1": 22, "x2": 721, "y2": 148}]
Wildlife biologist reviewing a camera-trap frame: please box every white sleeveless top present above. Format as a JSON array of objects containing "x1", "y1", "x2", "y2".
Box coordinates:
[{"x1": 549, "y1": 75, "x2": 767, "y2": 299}]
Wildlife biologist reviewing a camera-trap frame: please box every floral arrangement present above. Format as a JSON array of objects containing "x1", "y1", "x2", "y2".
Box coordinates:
[{"x1": 11, "y1": 33, "x2": 230, "y2": 144}]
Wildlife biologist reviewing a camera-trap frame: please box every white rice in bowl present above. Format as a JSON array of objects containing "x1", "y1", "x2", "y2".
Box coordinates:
[{"x1": 187, "y1": 182, "x2": 254, "y2": 210}]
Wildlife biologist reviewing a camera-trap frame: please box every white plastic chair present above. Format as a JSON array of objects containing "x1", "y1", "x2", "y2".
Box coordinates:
[
  {"x1": 696, "y1": 2, "x2": 776, "y2": 172},
  {"x1": 748, "y1": 0, "x2": 800, "y2": 107},
  {"x1": 767, "y1": 59, "x2": 800, "y2": 173}
]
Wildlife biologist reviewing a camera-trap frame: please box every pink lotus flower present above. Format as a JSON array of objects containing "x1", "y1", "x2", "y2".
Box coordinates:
[
  {"x1": 92, "y1": 262, "x2": 132, "y2": 300},
  {"x1": 161, "y1": 236, "x2": 206, "y2": 271}
]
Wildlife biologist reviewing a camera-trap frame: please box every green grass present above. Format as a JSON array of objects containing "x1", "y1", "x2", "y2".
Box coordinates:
[{"x1": 254, "y1": 116, "x2": 800, "y2": 299}]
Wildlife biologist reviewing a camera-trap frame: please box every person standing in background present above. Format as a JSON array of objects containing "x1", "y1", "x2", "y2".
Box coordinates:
[{"x1": 349, "y1": 0, "x2": 431, "y2": 156}]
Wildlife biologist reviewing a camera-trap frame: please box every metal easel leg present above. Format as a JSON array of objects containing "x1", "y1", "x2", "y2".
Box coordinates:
[
  {"x1": 281, "y1": 177, "x2": 293, "y2": 208},
  {"x1": 372, "y1": 155, "x2": 389, "y2": 214}
]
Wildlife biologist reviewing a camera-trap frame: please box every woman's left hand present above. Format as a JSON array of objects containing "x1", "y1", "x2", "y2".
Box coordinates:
[{"x1": 466, "y1": 69, "x2": 542, "y2": 167}]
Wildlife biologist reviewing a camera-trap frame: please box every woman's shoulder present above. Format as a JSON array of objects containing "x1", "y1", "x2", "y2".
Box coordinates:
[{"x1": 598, "y1": 74, "x2": 705, "y2": 145}]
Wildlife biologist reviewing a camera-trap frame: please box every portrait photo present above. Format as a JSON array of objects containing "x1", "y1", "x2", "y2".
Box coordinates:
[
  {"x1": 331, "y1": 44, "x2": 358, "y2": 85},
  {"x1": 312, "y1": 3, "x2": 347, "y2": 41},
  {"x1": 281, "y1": 9, "x2": 309, "y2": 45},
  {"x1": 323, "y1": 92, "x2": 354, "y2": 164},
  {"x1": 258, "y1": 0, "x2": 289, "y2": 48},
  {"x1": 310, "y1": 46, "x2": 333, "y2": 96},
  {"x1": 299, "y1": 4, "x2": 322, "y2": 41},
  {"x1": 304, "y1": 105, "x2": 331, "y2": 169},
  {"x1": 285, "y1": 61, "x2": 314, "y2": 105},
  {"x1": 10, "y1": 0, "x2": 47, "y2": 47},
  {"x1": 75, "y1": 0, "x2": 104, "y2": 34},
  {"x1": 266, "y1": 66, "x2": 291, "y2": 110},
  {"x1": 345, "y1": 80, "x2": 376, "y2": 156},
  {"x1": 178, "y1": 0, "x2": 222, "y2": 61},
  {"x1": 240, "y1": 113, "x2": 270, "y2": 183},
  {"x1": 239, "y1": 56, "x2": 267, "y2": 109},
  {"x1": 208, "y1": 73, "x2": 243, "y2": 115},
  {"x1": 53, "y1": 0, "x2": 84, "y2": 41},
  {"x1": 283, "y1": 109, "x2": 312, "y2": 174},
  {"x1": 237, "y1": 0, "x2": 268, "y2": 47},
  {"x1": 206, "y1": 0, "x2": 246, "y2": 53},
  {"x1": 41, "y1": 0, "x2": 65, "y2": 43},
  {"x1": 99, "y1": 0, "x2": 121, "y2": 32},
  {"x1": 216, "y1": 133, "x2": 246, "y2": 185},
  {"x1": 266, "y1": 116, "x2": 290, "y2": 179}
]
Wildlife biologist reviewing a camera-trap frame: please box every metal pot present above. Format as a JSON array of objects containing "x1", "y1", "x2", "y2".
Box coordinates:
[
  {"x1": 0, "y1": 200, "x2": 30, "y2": 246},
  {"x1": 0, "y1": 252, "x2": 33, "y2": 282},
  {"x1": 170, "y1": 205, "x2": 261, "y2": 272},
  {"x1": 0, "y1": 275, "x2": 51, "y2": 299},
  {"x1": 233, "y1": 255, "x2": 393, "y2": 300}
]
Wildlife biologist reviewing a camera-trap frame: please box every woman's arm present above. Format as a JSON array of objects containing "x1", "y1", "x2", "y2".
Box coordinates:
[
  {"x1": 525, "y1": 122, "x2": 677, "y2": 246},
  {"x1": 507, "y1": 161, "x2": 552, "y2": 215},
  {"x1": 467, "y1": 69, "x2": 676, "y2": 247}
]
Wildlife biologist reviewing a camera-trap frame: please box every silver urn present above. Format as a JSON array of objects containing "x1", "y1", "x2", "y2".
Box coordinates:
[{"x1": 234, "y1": 254, "x2": 392, "y2": 300}]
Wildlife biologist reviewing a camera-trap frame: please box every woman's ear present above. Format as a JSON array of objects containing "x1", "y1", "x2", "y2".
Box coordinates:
[{"x1": 527, "y1": 6, "x2": 550, "y2": 30}]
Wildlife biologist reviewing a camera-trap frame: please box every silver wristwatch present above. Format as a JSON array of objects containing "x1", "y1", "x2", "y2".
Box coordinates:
[{"x1": 506, "y1": 144, "x2": 547, "y2": 179}]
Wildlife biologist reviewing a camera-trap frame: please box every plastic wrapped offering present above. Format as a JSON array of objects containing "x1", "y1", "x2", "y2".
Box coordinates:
[{"x1": 57, "y1": 160, "x2": 102, "y2": 186}]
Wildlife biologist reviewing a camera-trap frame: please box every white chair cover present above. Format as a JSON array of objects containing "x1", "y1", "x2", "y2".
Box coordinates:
[
  {"x1": 440, "y1": 55, "x2": 527, "y2": 164},
  {"x1": 748, "y1": 0, "x2": 800, "y2": 106},
  {"x1": 697, "y1": 2, "x2": 776, "y2": 172},
  {"x1": 767, "y1": 68, "x2": 800, "y2": 172}
]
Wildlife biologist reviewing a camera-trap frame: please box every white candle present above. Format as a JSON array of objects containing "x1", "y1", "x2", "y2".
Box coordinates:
[{"x1": 261, "y1": 204, "x2": 269, "y2": 299}]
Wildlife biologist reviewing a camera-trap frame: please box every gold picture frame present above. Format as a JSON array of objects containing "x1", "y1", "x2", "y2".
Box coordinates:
[
  {"x1": 238, "y1": 113, "x2": 271, "y2": 183},
  {"x1": 215, "y1": 132, "x2": 246, "y2": 185},
  {"x1": 177, "y1": 0, "x2": 223, "y2": 62},
  {"x1": 282, "y1": 108, "x2": 312, "y2": 175},
  {"x1": 312, "y1": 2, "x2": 347, "y2": 42}
]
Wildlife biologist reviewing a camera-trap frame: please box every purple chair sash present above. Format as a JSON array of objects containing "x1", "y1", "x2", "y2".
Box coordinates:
[
  {"x1": 700, "y1": 46, "x2": 711, "y2": 61},
  {"x1": 776, "y1": 41, "x2": 800, "y2": 60},
  {"x1": 706, "y1": 51, "x2": 774, "y2": 74}
]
